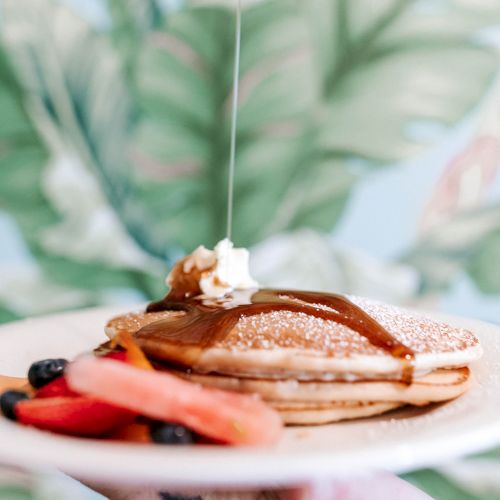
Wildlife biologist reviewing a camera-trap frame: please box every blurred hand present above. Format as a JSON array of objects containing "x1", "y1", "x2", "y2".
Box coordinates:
[
  {"x1": 279, "y1": 472, "x2": 430, "y2": 500},
  {"x1": 88, "y1": 472, "x2": 430, "y2": 500}
]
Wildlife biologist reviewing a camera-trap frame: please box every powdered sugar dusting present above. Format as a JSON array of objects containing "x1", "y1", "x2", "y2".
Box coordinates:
[
  {"x1": 217, "y1": 296, "x2": 479, "y2": 357},
  {"x1": 106, "y1": 310, "x2": 184, "y2": 337}
]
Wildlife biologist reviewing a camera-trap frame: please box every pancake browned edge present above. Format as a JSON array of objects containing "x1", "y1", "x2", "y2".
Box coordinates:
[{"x1": 105, "y1": 297, "x2": 481, "y2": 425}]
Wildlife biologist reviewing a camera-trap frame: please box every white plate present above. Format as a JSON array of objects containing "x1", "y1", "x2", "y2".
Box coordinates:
[{"x1": 0, "y1": 306, "x2": 499, "y2": 489}]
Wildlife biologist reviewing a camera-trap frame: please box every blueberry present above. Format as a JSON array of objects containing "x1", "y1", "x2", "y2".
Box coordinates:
[
  {"x1": 150, "y1": 422, "x2": 194, "y2": 445},
  {"x1": 0, "y1": 390, "x2": 29, "y2": 420},
  {"x1": 28, "y1": 358, "x2": 67, "y2": 388}
]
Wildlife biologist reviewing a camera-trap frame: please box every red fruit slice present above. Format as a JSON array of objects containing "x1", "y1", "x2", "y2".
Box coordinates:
[
  {"x1": 36, "y1": 377, "x2": 78, "y2": 398},
  {"x1": 16, "y1": 397, "x2": 135, "y2": 437},
  {"x1": 102, "y1": 351, "x2": 128, "y2": 362},
  {"x1": 108, "y1": 422, "x2": 151, "y2": 443},
  {"x1": 67, "y1": 356, "x2": 283, "y2": 446}
]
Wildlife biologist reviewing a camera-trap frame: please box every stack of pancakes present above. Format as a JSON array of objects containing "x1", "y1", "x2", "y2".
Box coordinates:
[{"x1": 106, "y1": 296, "x2": 481, "y2": 424}]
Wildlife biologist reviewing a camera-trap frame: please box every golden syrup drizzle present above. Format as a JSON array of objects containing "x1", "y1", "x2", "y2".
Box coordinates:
[{"x1": 142, "y1": 289, "x2": 415, "y2": 383}]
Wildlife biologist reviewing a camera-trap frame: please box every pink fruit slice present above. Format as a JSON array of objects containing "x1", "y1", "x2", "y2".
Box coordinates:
[{"x1": 67, "y1": 356, "x2": 282, "y2": 446}]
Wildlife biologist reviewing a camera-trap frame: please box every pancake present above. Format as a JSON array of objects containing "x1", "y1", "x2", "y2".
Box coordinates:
[
  {"x1": 105, "y1": 285, "x2": 480, "y2": 424},
  {"x1": 106, "y1": 298, "x2": 481, "y2": 381},
  {"x1": 104, "y1": 238, "x2": 482, "y2": 425},
  {"x1": 275, "y1": 401, "x2": 403, "y2": 425},
  {"x1": 169, "y1": 367, "x2": 470, "y2": 406}
]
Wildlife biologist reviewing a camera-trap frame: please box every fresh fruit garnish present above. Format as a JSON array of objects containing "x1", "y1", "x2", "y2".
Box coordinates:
[
  {"x1": 102, "y1": 351, "x2": 128, "y2": 362},
  {"x1": 28, "y1": 359, "x2": 67, "y2": 389},
  {"x1": 111, "y1": 331, "x2": 153, "y2": 370},
  {"x1": 67, "y1": 356, "x2": 283, "y2": 446},
  {"x1": 0, "y1": 390, "x2": 29, "y2": 420},
  {"x1": 150, "y1": 421, "x2": 194, "y2": 445},
  {"x1": 35, "y1": 376, "x2": 78, "y2": 398},
  {"x1": 35, "y1": 351, "x2": 128, "y2": 398},
  {"x1": 15, "y1": 396, "x2": 135, "y2": 437},
  {"x1": 108, "y1": 422, "x2": 151, "y2": 443}
]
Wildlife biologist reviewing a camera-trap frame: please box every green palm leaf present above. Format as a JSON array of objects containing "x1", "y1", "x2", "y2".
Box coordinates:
[
  {"x1": 134, "y1": 0, "x2": 500, "y2": 251},
  {"x1": 467, "y1": 228, "x2": 500, "y2": 294},
  {"x1": 0, "y1": 0, "x2": 166, "y2": 318},
  {"x1": 1, "y1": 0, "x2": 499, "y2": 319},
  {"x1": 134, "y1": 0, "x2": 318, "y2": 249},
  {"x1": 401, "y1": 205, "x2": 500, "y2": 293},
  {"x1": 307, "y1": 0, "x2": 500, "y2": 162},
  {"x1": 107, "y1": 0, "x2": 163, "y2": 74},
  {"x1": 0, "y1": 48, "x2": 52, "y2": 245}
]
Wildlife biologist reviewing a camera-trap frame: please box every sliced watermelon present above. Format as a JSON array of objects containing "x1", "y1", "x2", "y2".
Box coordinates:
[
  {"x1": 67, "y1": 356, "x2": 282, "y2": 446},
  {"x1": 16, "y1": 396, "x2": 135, "y2": 437}
]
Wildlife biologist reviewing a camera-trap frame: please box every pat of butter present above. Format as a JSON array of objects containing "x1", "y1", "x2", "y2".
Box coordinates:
[{"x1": 167, "y1": 238, "x2": 258, "y2": 298}]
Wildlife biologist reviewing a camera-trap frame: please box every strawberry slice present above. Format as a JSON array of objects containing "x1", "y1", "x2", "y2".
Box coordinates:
[
  {"x1": 101, "y1": 351, "x2": 127, "y2": 362},
  {"x1": 67, "y1": 356, "x2": 283, "y2": 446},
  {"x1": 36, "y1": 377, "x2": 78, "y2": 398},
  {"x1": 15, "y1": 397, "x2": 135, "y2": 437}
]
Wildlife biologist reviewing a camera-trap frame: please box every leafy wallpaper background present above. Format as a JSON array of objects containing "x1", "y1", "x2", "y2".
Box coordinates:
[
  {"x1": 2, "y1": 0, "x2": 500, "y2": 326},
  {"x1": 1, "y1": 1, "x2": 500, "y2": 498}
]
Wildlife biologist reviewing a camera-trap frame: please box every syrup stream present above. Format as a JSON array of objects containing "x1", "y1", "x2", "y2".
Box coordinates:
[{"x1": 226, "y1": 0, "x2": 242, "y2": 241}]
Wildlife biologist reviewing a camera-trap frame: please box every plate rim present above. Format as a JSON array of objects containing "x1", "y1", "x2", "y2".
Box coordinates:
[{"x1": 0, "y1": 305, "x2": 498, "y2": 487}]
